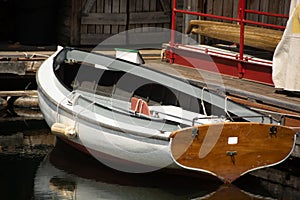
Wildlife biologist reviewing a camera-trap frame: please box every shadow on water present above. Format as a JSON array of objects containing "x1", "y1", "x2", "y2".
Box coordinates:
[
  {"x1": 0, "y1": 108, "x2": 54, "y2": 200},
  {"x1": 0, "y1": 155, "x2": 43, "y2": 200}
]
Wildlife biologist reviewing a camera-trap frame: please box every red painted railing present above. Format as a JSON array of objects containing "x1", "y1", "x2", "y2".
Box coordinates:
[{"x1": 169, "y1": 0, "x2": 289, "y2": 80}]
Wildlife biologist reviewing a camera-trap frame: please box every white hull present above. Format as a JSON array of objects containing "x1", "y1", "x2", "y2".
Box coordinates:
[{"x1": 38, "y1": 90, "x2": 174, "y2": 172}]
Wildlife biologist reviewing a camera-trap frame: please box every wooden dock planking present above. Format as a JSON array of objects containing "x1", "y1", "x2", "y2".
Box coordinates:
[{"x1": 0, "y1": 51, "x2": 51, "y2": 75}]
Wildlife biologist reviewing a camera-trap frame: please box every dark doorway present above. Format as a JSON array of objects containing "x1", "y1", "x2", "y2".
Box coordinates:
[{"x1": 0, "y1": 0, "x2": 58, "y2": 49}]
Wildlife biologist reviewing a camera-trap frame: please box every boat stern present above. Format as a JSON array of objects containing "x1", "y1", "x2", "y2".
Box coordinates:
[{"x1": 169, "y1": 122, "x2": 297, "y2": 183}]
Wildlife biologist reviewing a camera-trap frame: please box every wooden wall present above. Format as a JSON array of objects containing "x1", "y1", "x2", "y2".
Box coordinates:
[
  {"x1": 58, "y1": 0, "x2": 291, "y2": 46},
  {"x1": 60, "y1": 0, "x2": 171, "y2": 46}
]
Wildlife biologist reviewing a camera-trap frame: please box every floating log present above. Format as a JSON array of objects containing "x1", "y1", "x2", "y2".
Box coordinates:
[
  {"x1": 0, "y1": 90, "x2": 37, "y2": 97},
  {"x1": 187, "y1": 20, "x2": 283, "y2": 52},
  {"x1": 14, "y1": 96, "x2": 39, "y2": 108},
  {"x1": 0, "y1": 97, "x2": 7, "y2": 107},
  {"x1": 14, "y1": 108, "x2": 43, "y2": 119}
]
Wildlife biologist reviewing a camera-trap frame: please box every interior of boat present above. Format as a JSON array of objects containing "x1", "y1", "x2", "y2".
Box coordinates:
[{"x1": 52, "y1": 49, "x2": 261, "y2": 125}]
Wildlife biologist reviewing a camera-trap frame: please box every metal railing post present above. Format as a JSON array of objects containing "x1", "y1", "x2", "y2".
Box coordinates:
[
  {"x1": 168, "y1": 0, "x2": 177, "y2": 64},
  {"x1": 238, "y1": 0, "x2": 246, "y2": 78}
]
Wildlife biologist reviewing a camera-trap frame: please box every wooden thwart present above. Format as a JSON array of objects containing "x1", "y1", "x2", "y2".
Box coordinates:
[
  {"x1": 170, "y1": 122, "x2": 296, "y2": 183},
  {"x1": 187, "y1": 20, "x2": 283, "y2": 51}
]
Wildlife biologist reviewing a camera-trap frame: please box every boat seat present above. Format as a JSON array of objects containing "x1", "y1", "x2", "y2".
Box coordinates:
[{"x1": 131, "y1": 97, "x2": 151, "y2": 116}]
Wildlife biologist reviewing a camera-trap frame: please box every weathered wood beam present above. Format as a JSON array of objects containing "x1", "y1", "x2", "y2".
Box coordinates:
[
  {"x1": 0, "y1": 61, "x2": 43, "y2": 75},
  {"x1": 129, "y1": 12, "x2": 170, "y2": 24},
  {"x1": 82, "y1": 12, "x2": 170, "y2": 26},
  {"x1": 70, "y1": 0, "x2": 81, "y2": 46},
  {"x1": 0, "y1": 90, "x2": 37, "y2": 97},
  {"x1": 82, "y1": 0, "x2": 96, "y2": 14},
  {"x1": 159, "y1": 0, "x2": 171, "y2": 12},
  {"x1": 81, "y1": 31, "x2": 170, "y2": 46},
  {"x1": 81, "y1": 34, "x2": 116, "y2": 45},
  {"x1": 187, "y1": 20, "x2": 283, "y2": 51},
  {"x1": 82, "y1": 13, "x2": 127, "y2": 25}
]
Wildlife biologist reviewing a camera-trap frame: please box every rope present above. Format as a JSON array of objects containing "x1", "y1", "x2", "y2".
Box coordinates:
[
  {"x1": 134, "y1": 98, "x2": 147, "y2": 116},
  {"x1": 56, "y1": 91, "x2": 75, "y2": 123},
  {"x1": 201, "y1": 87, "x2": 207, "y2": 116},
  {"x1": 134, "y1": 98, "x2": 143, "y2": 114},
  {"x1": 73, "y1": 100, "x2": 96, "y2": 130},
  {"x1": 224, "y1": 96, "x2": 234, "y2": 121}
]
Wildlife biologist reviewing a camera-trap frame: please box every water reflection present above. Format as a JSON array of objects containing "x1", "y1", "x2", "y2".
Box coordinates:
[
  {"x1": 34, "y1": 139, "x2": 286, "y2": 200},
  {"x1": 34, "y1": 139, "x2": 221, "y2": 200}
]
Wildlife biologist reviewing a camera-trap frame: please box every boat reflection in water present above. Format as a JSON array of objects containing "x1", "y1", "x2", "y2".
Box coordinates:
[
  {"x1": 34, "y1": 139, "x2": 220, "y2": 200},
  {"x1": 34, "y1": 139, "x2": 277, "y2": 200}
]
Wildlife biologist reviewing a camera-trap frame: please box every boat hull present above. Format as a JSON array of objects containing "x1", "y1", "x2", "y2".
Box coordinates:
[{"x1": 37, "y1": 88, "x2": 175, "y2": 173}]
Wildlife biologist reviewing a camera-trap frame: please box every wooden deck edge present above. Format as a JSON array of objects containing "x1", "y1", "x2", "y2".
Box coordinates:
[{"x1": 188, "y1": 79, "x2": 300, "y2": 113}]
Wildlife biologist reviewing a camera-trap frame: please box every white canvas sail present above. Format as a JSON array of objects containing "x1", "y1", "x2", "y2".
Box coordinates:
[{"x1": 272, "y1": 0, "x2": 300, "y2": 92}]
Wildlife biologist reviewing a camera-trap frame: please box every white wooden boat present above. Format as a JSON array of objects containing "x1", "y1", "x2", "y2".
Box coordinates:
[{"x1": 36, "y1": 47, "x2": 297, "y2": 183}]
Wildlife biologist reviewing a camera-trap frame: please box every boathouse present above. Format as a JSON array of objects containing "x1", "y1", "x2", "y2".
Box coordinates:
[{"x1": 0, "y1": 0, "x2": 291, "y2": 47}]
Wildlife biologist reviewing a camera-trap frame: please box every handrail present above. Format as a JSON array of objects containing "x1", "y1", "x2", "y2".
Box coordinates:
[
  {"x1": 191, "y1": 114, "x2": 273, "y2": 126},
  {"x1": 170, "y1": 0, "x2": 288, "y2": 77},
  {"x1": 192, "y1": 116, "x2": 225, "y2": 126},
  {"x1": 245, "y1": 9, "x2": 289, "y2": 19},
  {"x1": 225, "y1": 115, "x2": 275, "y2": 124}
]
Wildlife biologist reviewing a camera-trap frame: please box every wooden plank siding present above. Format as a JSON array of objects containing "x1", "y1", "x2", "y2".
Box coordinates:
[
  {"x1": 81, "y1": 13, "x2": 127, "y2": 25},
  {"x1": 79, "y1": 0, "x2": 171, "y2": 46},
  {"x1": 81, "y1": 11, "x2": 169, "y2": 26},
  {"x1": 62, "y1": 0, "x2": 290, "y2": 46}
]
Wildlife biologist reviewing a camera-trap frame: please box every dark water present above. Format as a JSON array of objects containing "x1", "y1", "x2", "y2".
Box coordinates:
[{"x1": 1, "y1": 118, "x2": 300, "y2": 200}]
